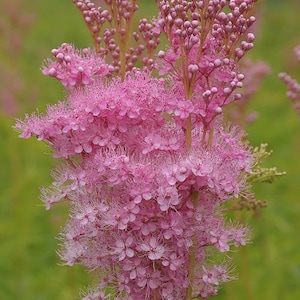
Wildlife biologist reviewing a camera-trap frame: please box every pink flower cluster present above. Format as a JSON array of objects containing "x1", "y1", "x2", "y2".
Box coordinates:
[
  {"x1": 72, "y1": 0, "x2": 161, "y2": 73},
  {"x1": 29, "y1": 78, "x2": 251, "y2": 298},
  {"x1": 42, "y1": 43, "x2": 110, "y2": 89},
  {"x1": 15, "y1": 1, "x2": 258, "y2": 299},
  {"x1": 279, "y1": 45, "x2": 300, "y2": 114}
]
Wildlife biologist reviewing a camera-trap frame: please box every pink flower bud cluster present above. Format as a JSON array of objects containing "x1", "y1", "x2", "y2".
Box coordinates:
[
  {"x1": 15, "y1": 1, "x2": 259, "y2": 299},
  {"x1": 42, "y1": 43, "x2": 110, "y2": 89},
  {"x1": 72, "y1": 0, "x2": 161, "y2": 73},
  {"x1": 279, "y1": 45, "x2": 300, "y2": 114},
  {"x1": 154, "y1": 0, "x2": 257, "y2": 128}
]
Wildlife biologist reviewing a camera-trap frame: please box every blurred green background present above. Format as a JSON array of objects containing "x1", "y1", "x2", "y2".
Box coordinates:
[{"x1": 1, "y1": 0, "x2": 300, "y2": 299}]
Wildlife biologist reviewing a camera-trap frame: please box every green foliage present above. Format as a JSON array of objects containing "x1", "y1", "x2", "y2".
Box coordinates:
[
  {"x1": 248, "y1": 143, "x2": 286, "y2": 184},
  {"x1": 1, "y1": 0, "x2": 300, "y2": 299}
]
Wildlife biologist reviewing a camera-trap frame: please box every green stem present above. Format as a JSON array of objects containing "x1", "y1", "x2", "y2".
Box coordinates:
[
  {"x1": 186, "y1": 114, "x2": 192, "y2": 150},
  {"x1": 153, "y1": 288, "x2": 158, "y2": 300},
  {"x1": 110, "y1": 0, "x2": 136, "y2": 80},
  {"x1": 152, "y1": 261, "x2": 158, "y2": 300}
]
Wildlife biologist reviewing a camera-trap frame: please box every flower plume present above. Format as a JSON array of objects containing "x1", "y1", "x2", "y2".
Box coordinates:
[{"x1": 14, "y1": 1, "x2": 282, "y2": 299}]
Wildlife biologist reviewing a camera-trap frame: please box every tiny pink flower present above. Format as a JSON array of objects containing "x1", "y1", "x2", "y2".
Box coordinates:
[
  {"x1": 140, "y1": 237, "x2": 165, "y2": 260},
  {"x1": 114, "y1": 236, "x2": 135, "y2": 261},
  {"x1": 136, "y1": 269, "x2": 162, "y2": 290},
  {"x1": 157, "y1": 186, "x2": 181, "y2": 211}
]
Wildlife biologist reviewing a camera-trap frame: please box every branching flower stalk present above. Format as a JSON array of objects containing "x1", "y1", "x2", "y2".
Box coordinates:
[
  {"x1": 279, "y1": 45, "x2": 300, "y2": 115},
  {"x1": 109, "y1": 0, "x2": 138, "y2": 79},
  {"x1": 14, "y1": 1, "x2": 282, "y2": 299}
]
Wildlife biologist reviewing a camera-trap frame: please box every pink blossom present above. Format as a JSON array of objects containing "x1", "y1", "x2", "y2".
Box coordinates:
[
  {"x1": 133, "y1": 214, "x2": 157, "y2": 236},
  {"x1": 114, "y1": 236, "x2": 135, "y2": 261},
  {"x1": 162, "y1": 252, "x2": 184, "y2": 271},
  {"x1": 157, "y1": 186, "x2": 181, "y2": 211},
  {"x1": 160, "y1": 211, "x2": 184, "y2": 239},
  {"x1": 122, "y1": 258, "x2": 146, "y2": 280},
  {"x1": 140, "y1": 237, "x2": 165, "y2": 260},
  {"x1": 136, "y1": 269, "x2": 162, "y2": 290}
]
